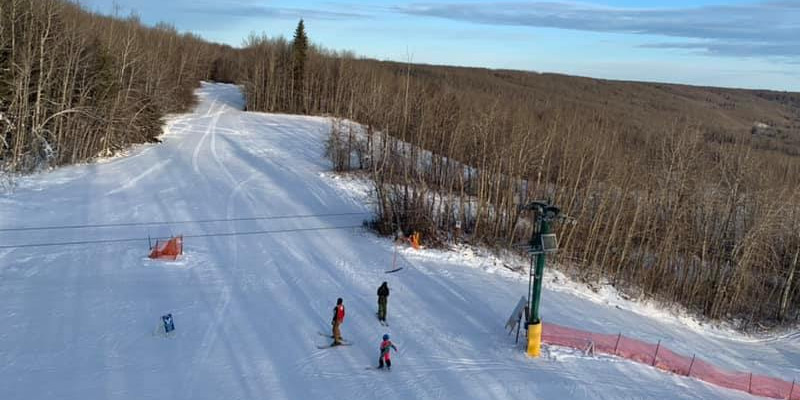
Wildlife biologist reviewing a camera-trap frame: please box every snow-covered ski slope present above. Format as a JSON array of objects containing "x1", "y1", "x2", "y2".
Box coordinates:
[{"x1": 1, "y1": 82, "x2": 798, "y2": 400}]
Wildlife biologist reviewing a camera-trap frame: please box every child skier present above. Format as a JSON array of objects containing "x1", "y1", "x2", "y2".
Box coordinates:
[{"x1": 378, "y1": 333, "x2": 398, "y2": 370}]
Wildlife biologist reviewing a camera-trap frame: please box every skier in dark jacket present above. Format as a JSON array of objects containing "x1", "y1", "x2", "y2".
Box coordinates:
[
  {"x1": 331, "y1": 298, "x2": 345, "y2": 345},
  {"x1": 377, "y1": 282, "x2": 389, "y2": 322}
]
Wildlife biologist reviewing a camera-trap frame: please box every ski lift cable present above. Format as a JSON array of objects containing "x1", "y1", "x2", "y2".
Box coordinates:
[
  {"x1": 0, "y1": 211, "x2": 372, "y2": 233},
  {"x1": 0, "y1": 224, "x2": 365, "y2": 250}
]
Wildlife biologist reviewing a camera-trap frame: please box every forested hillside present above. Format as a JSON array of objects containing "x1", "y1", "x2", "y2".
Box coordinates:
[
  {"x1": 0, "y1": 0, "x2": 229, "y2": 173},
  {"x1": 233, "y1": 35, "x2": 800, "y2": 329},
  {"x1": 3, "y1": 0, "x2": 800, "y2": 329}
]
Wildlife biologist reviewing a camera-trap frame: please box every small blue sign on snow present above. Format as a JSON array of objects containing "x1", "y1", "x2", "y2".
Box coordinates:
[{"x1": 162, "y1": 313, "x2": 175, "y2": 333}]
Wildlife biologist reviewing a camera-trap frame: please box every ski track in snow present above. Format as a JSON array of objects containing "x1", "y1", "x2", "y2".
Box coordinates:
[
  {"x1": 0, "y1": 82, "x2": 797, "y2": 400},
  {"x1": 106, "y1": 159, "x2": 172, "y2": 196}
]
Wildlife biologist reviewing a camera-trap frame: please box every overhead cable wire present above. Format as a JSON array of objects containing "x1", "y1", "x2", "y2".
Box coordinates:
[
  {"x1": 0, "y1": 224, "x2": 365, "y2": 250},
  {"x1": 0, "y1": 211, "x2": 371, "y2": 233}
]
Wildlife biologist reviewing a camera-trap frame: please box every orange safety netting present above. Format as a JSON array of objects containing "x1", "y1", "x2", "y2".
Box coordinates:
[
  {"x1": 148, "y1": 236, "x2": 183, "y2": 260},
  {"x1": 541, "y1": 322, "x2": 798, "y2": 399}
]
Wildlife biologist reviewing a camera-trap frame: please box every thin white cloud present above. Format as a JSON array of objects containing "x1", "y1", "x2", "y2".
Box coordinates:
[
  {"x1": 642, "y1": 41, "x2": 800, "y2": 58},
  {"x1": 182, "y1": 3, "x2": 364, "y2": 20},
  {"x1": 396, "y1": 1, "x2": 800, "y2": 59}
]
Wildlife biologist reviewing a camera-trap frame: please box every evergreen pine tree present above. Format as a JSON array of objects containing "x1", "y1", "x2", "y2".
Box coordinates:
[{"x1": 291, "y1": 19, "x2": 308, "y2": 113}]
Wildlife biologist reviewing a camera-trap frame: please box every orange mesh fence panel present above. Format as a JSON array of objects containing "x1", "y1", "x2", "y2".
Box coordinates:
[
  {"x1": 541, "y1": 322, "x2": 797, "y2": 399},
  {"x1": 149, "y1": 236, "x2": 183, "y2": 260},
  {"x1": 751, "y1": 375, "x2": 796, "y2": 399},
  {"x1": 541, "y1": 322, "x2": 590, "y2": 348},
  {"x1": 689, "y1": 358, "x2": 750, "y2": 392},
  {"x1": 652, "y1": 346, "x2": 691, "y2": 375},
  {"x1": 591, "y1": 333, "x2": 619, "y2": 355},
  {"x1": 541, "y1": 324, "x2": 619, "y2": 355},
  {"x1": 615, "y1": 335, "x2": 658, "y2": 365}
]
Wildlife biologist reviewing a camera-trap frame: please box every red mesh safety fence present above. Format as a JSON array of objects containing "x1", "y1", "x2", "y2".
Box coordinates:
[
  {"x1": 148, "y1": 236, "x2": 183, "y2": 260},
  {"x1": 541, "y1": 322, "x2": 799, "y2": 399}
]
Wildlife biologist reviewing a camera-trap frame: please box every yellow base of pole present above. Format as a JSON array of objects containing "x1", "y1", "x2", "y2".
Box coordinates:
[{"x1": 527, "y1": 322, "x2": 542, "y2": 357}]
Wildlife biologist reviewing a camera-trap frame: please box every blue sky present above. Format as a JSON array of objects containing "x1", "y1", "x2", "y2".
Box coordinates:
[{"x1": 81, "y1": 1, "x2": 800, "y2": 91}]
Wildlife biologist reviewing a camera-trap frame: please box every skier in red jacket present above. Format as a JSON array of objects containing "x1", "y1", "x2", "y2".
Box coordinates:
[
  {"x1": 378, "y1": 333, "x2": 398, "y2": 370},
  {"x1": 331, "y1": 298, "x2": 346, "y2": 345}
]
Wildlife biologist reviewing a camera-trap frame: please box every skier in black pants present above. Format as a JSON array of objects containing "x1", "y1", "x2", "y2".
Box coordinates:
[{"x1": 377, "y1": 282, "x2": 389, "y2": 323}]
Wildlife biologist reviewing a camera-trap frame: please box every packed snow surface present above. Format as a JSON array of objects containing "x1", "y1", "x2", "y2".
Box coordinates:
[{"x1": 1, "y1": 83, "x2": 798, "y2": 400}]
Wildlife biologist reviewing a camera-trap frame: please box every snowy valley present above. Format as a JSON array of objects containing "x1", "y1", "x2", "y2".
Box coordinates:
[{"x1": 1, "y1": 83, "x2": 798, "y2": 400}]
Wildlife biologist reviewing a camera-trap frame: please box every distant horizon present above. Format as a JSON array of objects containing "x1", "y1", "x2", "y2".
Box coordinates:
[
  {"x1": 337, "y1": 59, "x2": 800, "y2": 93},
  {"x1": 78, "y1": 0, "x2": 800, "y2": 92}
]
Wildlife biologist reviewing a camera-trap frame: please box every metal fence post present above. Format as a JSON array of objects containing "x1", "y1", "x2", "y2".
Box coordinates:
[{"x1": 652, "y1": 340, "x2": 661, "y2": 366}]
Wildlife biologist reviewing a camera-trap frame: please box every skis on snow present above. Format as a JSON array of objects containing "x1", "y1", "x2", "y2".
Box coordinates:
[
  {"x1": 375, "y1": 313, "x2": 389, "y2": 327},
  {"x1": 316, "y1": 331, "x2": 352, "y2": 348},
  {"x1": 379, "y1": 319, "x2": 389, "y2": 327},
  {"x1": 316, "y1": 342, "x2": 353, "y2": 349}
]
